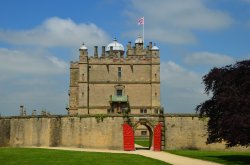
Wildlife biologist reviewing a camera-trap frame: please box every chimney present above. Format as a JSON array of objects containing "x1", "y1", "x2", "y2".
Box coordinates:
[
  {"x1": 102, "y1": 46, "x2": 106, "y2": 57},
  {"x1": 128, "y1": 41, "x2": 131, "y2": 49},
  {"x1": 20, "y1": 105, "x2": 24, "y2": 116},
  {"x1": 94, "y1": 46, "x2": 98, "y2": 57},
  {"x1": 110, "y1": 46, "x2": 113, "y2": 57},
  {"x1": 149, "y1": 42, "x2": 153, "y2": 49}
]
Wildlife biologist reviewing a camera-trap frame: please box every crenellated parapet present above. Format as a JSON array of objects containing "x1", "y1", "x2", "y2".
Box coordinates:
[
  {"x1": 70, "y1": 61, "x2": 79, "y2": 69},
  {"x1": 87, "y1": 55, "x2": 159, "y2": 65},
  {"x1": 78, "y1": 37, "x2": 159, "y2": 61}
]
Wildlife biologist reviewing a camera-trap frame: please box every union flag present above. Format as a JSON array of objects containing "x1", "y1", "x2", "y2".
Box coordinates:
[{"x1": 138, "y1": 17, "x2": 144, "y2": 25}]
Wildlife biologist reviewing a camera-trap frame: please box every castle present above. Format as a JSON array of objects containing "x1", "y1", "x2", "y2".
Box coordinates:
[
  {"x1": 1, "y1": 36, "x2": 249, "y2": 151},
  {"x1": 68, "y1": 36, "x2": 161, "y2": 115}
]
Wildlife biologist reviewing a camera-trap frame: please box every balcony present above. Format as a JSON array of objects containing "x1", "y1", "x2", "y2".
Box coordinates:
[{"x1": 110, "y1": 95, "x2": 128, "y2": 102}]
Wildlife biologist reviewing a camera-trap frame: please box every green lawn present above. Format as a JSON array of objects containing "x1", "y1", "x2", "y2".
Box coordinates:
[
  {"x1": 166, "y1": 150, "x2": 250, "y2": 165},
  {"x1": 0, "y1": 148, "x2": 170, "y2": 165},
  {"x1": 135, "y1": 137, "x2": 150, "y2": 147}
]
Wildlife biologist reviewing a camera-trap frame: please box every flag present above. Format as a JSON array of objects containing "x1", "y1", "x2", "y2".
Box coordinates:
[{"x1": 138, "y1": 17, "x2": 144, "y2": 25}]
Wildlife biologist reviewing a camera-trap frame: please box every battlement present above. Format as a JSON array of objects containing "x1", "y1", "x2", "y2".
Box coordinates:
[
  {"x1": 87, "y1": 54, "x2": 160, "y2": 65},
  {"x1": 70, "y1": 61, "x2": 79, "y2": 68},
  {"x1": 78, "y1": 40, "x2": 160, "y2": 64}
]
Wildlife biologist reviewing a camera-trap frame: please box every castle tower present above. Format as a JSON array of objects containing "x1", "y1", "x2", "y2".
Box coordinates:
[{"x1": 68, "y1": 37, "x2": 161, "y2": 115}]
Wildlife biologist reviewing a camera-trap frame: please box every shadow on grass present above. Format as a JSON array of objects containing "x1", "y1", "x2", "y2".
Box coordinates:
[
  {"x1": 207, "y1": 155, "x2": 250, "y2": 165},
  {"x1": 135, "y1": 147, "x2": 150, "y2": 150}
]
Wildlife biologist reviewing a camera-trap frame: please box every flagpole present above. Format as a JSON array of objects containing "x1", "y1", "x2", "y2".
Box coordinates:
[{"x1": 143, "y1": 17, "x2": 144, "y2": 46}]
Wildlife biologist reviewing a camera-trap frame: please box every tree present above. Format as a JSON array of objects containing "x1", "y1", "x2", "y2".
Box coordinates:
[{"x1": 196, "y1": 60, "x2": 250, "y2": 147}]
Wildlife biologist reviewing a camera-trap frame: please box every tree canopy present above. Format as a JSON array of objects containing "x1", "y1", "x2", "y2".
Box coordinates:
[{"x1": 196, "y1": 59, "x2": 250, "y2": 147}]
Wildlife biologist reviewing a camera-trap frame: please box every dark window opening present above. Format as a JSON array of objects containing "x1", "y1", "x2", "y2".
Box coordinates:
[
  {"x1": 140, "y1": 108, "x2": 147, "y2": 114},
  {"x1": 118, "y1": 67, "x2": 122, "y2": 78},
  {"x1": 141, "y1": 131, "x2": 147, "y2": 136},
  {"x1": 116, "y1": 89, "x2": 123, "y2": 96}
]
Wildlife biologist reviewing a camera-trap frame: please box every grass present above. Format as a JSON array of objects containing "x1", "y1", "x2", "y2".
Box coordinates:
[
  {"x1": 0, "y1": 148, "x2": 170, "y2": 165},
  {"x1": 166, "y1": 150, "x2": 250, "y2": 165},
  {"x1": 135, "y1": 137, "x2": 150, "y2": 147}
]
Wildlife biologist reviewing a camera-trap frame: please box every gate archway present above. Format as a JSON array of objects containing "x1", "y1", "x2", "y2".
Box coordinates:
[
  {"x1": 122, "y1": 118, "x2": 163, "y2": 151},
  {"x1": 133, "y1": 121, "x2": 153, "y2": 150}
]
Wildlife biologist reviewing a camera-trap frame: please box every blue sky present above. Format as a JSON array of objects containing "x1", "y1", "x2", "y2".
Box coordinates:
[{"x1": 0, "y1": 0, "x2": 250, "y2": 115}]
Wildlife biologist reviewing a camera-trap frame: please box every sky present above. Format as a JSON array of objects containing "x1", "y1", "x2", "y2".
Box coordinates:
[{"x1": 0, "y1": 0, "x2": 250, "y2": 116}]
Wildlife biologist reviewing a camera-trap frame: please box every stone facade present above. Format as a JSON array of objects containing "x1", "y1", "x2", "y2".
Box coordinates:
[
  {"x1": 1, "y1": 115, "x2": 249, "y2": 151},
  {"x1": 68, "y1": 37, "x2": 161, "y2": 115},
  {"x1": 0, "y1": 116, "x2": 124, "y2": 150}
]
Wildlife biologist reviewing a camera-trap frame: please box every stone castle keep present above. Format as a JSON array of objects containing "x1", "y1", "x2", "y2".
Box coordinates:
[{"x1": 68, "y1": 36, "x2": 160, "y2": 115}]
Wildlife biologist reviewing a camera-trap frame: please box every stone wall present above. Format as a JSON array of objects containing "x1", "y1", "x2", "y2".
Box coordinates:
[
  {"x1": 0, "y1": 116, "x2": 123, "y2": 150},
  {"x1": 165, "y1": 115, "x2": 250, "y2": 151},
  {"x1": 0, "y1": 115, "x2": 249, "y2": 151}
]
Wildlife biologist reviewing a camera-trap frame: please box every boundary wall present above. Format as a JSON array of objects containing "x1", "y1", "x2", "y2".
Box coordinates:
[{"x1": 0, "y1": 114, "x2": 249, "y2": 151}]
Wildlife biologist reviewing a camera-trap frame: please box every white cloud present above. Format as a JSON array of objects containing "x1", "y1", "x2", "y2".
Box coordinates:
[
  {"x1": 0, "y1": 48, "x2": 68, "y2": 75},
  {"x1": 160, "y1": 61, "x2": 208, "y2": 113},
  {"x1": 0, "y1": 48, "x2": 69, "y2": 116},
  {"x1": 124, "y1": 0, "x2": 233, "y2": 44},
  {"x1": 0, "y1": 17, "x2": 113, "y2": 116},
  {"x1": 0, "y1": 17, "x2": 111, "y2": 48},
  {"x1": 184, "y1": 51, "x2": 235, "y2": 67}
]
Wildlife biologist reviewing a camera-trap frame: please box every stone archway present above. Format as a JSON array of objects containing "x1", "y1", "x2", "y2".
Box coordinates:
[
  {"x1": 123, "y1": 115, "x2": 165, "y2": 151},
  {"x1": 133, "y1": 120, "x2": 154, "y2": 150}
]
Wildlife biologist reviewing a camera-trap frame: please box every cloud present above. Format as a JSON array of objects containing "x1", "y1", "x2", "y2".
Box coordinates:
[
  {"x1": 0, "y1": 17, "x2": 111, "y2": 48},
  {"x1": 0, "y1": 17, "x2": 114, "y2": 116},
  {"x1": 160, "y1": 61, "x2": 208, "y2": 113},
  {"x1": 0, "y1": 48, "x2": 68, "y2": 75},
  {"x1": 0, "y1": 47, "x2": 70, "y2": 116},
  {"x1": 184, "y1": 51, "x2": 235, "y2": 67},
  {"x1": 124, "y1": 0, "x2": 233, "y2": 44},
  {"x1": 0, "y1": 80, "x2": 68, "y2": 116}
]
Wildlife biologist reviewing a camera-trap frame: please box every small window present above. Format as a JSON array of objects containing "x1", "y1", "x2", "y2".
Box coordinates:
[
  {"x1": 118, "y1": 67, "x2": 122, "y2": 78},
  {"x1": 82, "y1": 74, "x2": 84, "y2": 81},
  {"x1": 116, "y1": 89, "x2": 123, "y2": 96},
  {"x1": 154, "y1": 109, "x2": 158, "y2": 114},
  {"x1": 140, "y1": 108, "x2": 147, "y2": 114},
  {"x1": 141, "y1": 131, "x2": 147, "y2": 136}
]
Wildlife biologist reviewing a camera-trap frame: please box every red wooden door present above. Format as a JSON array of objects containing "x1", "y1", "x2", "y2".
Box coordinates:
[
  {"x1": 123, "y1": 123, "x2": 135, "y2": 151},
  {"x1": 153, "y1": 123, "x2": 161, "y2": 151}
]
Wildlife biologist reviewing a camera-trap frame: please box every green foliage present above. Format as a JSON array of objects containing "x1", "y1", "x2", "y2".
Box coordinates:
[
  {"x1": 166, "y1": 150, "x2": 250, "y2": 165},
  {"x1": 0, "y1": 148, "x2": 170, "y2": 165},
  {"x1": 196, "y1": 59, "x2": 250, "y2": 147}
]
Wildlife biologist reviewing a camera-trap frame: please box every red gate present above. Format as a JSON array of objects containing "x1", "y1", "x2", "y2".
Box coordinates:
[
  {"x1": 153, "y1": 123, "x2": 161, "y2": 151},
  {"x1": 123, "y1": 123, "x2": 135, "y2": 151}
]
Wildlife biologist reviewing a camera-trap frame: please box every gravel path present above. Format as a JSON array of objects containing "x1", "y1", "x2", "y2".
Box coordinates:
[{"x1": 35, "y1": 146, "x2": 222, "y2": 165}]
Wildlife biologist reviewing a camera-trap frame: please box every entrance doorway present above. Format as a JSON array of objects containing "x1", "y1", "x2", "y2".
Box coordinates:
[
  {"x1": 122, "y1": 121, "x2": 162, "y2": 151},
  {"x1": 134, "y1": 124, "x2": 153, "y2": 150}
]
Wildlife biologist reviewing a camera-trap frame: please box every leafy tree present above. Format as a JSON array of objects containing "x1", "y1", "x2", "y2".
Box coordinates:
[{"x1": 196, "y1": 60, "x2": 250, "y2": 147}]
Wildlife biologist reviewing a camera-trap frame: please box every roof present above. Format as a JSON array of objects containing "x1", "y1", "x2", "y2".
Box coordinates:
[
  {"x1": 135, "y1": 35, "x2": 143, "y2": 44},
  {"x1": 106, "y1": 38, "x2": 124, "y2": 51},
  {"x1": 79, "y1": 43, "x2": 88, "y2": 50},
  {"x1": 152, "y1": 44, "x2": 159, "y2": 50}
]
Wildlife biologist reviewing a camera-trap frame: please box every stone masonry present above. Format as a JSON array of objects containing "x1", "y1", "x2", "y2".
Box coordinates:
[{"x1": 68, "y1": 36, "x2": 161, "y2": 115}]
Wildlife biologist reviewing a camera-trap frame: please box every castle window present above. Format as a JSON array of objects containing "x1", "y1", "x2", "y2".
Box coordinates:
[
  {"x1": 140, "y1": 108, "x2": 147, "y2": 114},
  {"x1": 118, "y1": 67, "x2": 122, "y2": 78},
  {"x1": 116, "y1": 89, "x2": 123, "y2": 96},
  {"x1": 82, "y1": 74, "x2": 84, "y2": 81},
  {"x1": 141, "y1": 131, "x2": 147, "y2": 136}
]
